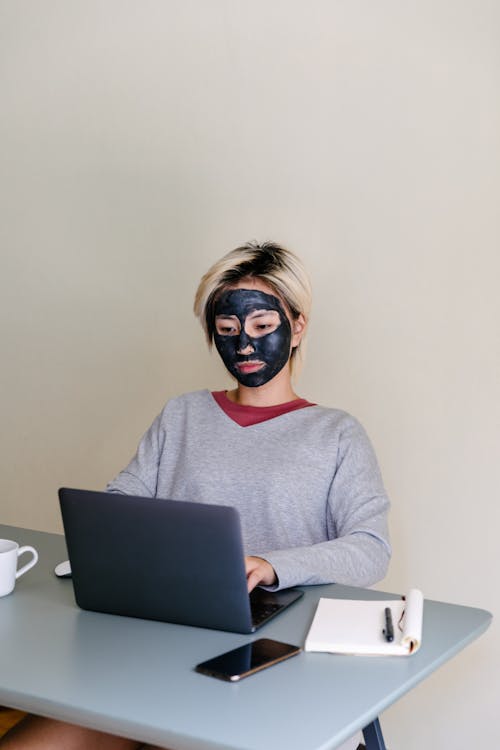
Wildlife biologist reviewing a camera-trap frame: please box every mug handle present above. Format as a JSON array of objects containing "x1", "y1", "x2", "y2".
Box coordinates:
[{"x1": 16, "y1": 546, "x2": 39, "y2": 579}]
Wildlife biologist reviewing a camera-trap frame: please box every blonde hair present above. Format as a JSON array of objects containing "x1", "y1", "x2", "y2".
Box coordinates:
[{"x1": 193, "y1": 241, "x2": 312, "y2": 374}]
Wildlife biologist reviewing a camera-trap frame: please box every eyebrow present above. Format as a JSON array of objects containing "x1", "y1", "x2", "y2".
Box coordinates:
[{"x1": 246, "y1": 310, "x2": 277, "y2": 319}]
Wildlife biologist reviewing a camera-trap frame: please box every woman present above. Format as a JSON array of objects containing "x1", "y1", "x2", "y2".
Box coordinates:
[{"x1": 2, "y1": 242, "x2": 390, "y2": 750}]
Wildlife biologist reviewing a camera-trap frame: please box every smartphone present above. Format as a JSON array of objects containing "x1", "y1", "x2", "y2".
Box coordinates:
[{"x1": 195, "y1": 638, "x2": 302, "y2": 682}]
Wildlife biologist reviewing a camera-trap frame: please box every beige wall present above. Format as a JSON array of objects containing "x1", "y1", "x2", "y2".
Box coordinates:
[{"x1": 1, "y1": 2, "x2": 498, "y2": 747}]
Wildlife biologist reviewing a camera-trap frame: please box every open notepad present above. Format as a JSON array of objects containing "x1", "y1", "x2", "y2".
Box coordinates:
[{"x1": 305, "y1": 589, "x2": 424, "y2": 656}]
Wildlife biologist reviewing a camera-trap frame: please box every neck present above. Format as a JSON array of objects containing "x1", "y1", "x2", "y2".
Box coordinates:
[{"x1": 226, "y1": 366, "x2": 299, "y2": 407}]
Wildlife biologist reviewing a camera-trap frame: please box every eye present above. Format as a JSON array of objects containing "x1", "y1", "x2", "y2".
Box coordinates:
[
  {"x1": 215, "y1": 317, "x2": 241, "y2": 336},
  {"x1": 245, "y1": 310, "x2": 281, "y2": 338}
]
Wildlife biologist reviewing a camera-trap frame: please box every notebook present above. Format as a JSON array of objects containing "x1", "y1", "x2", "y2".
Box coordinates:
[
  {"x1": 304, "y1": 589, "x2": 424, "y2": 656},
  {"x1": 58, "y1": 488, "x2": 303, "y2": 634}
]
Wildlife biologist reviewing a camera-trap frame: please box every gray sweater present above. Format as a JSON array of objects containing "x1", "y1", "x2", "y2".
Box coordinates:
[{"x1": 106, "y1": 389, "x2": 391, "y2": 589}]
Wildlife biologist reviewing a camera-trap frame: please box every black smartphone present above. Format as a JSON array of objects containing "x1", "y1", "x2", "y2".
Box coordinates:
[{"x1": 195, "y1": 638, "x2": 302, "y2": 682}]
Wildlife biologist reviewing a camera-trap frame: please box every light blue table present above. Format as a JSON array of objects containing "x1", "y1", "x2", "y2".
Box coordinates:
[{"x1": 0, "y1": 525, "x2": 491, "y2": 750}]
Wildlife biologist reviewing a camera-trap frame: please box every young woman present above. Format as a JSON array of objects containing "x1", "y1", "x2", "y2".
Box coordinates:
[{"x1": 2, "y1": 242, "x2": 390, "y2": 750}]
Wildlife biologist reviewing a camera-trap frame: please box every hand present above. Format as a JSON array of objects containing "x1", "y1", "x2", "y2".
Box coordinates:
[{"x1": 245, "y1": 556, "x2": 277, "y2": 592}]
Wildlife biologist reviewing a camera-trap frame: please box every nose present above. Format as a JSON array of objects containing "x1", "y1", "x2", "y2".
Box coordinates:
[{"x1": 237, "y1": 330, "x2": 255, "y2": 355}]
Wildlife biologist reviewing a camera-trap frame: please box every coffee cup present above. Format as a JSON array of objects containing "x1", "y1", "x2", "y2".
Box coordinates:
[{"x1": 0, "y1": 539, "x2": 39, "y2": 597}]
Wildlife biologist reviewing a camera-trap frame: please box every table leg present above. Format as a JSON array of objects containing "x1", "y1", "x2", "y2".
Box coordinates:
[{"x1": 362, "y1": 717, "x2": 387, "y2": 750}]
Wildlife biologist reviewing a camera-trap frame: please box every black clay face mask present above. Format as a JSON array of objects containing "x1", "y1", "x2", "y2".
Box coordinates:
[{"x1": 213, "y1": 288, "x2": 292, "y2": 387}]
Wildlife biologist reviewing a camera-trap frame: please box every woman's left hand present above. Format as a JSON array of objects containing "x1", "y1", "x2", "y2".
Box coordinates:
[{"x1": 245, "y1": 556, "x2": 277, "y2": 592}]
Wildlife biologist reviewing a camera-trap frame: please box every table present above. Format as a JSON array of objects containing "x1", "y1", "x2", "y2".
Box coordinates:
[{"x1": 0, "y1": 525, "x2": 492, "y2": 750}]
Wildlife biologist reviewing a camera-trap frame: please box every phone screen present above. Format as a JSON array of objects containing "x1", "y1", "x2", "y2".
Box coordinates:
[{"x1": 195, "y1": 638, "x2": 301, "y2": 681}]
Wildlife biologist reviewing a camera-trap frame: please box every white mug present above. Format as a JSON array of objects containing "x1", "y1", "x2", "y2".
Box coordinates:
[{"x1": 0, "y1": 539, "x2": 39, "y2": 597}]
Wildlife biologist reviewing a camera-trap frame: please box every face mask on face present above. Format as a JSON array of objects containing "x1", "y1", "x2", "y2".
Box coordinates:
[{"x1": 213, "y1": 288, "x2": 292, "y2": 387}]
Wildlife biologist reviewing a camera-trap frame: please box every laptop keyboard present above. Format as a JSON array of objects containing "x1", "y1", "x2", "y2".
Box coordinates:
[{"x1": 250, "y1": 600, "x2": 283, "y2": 627}]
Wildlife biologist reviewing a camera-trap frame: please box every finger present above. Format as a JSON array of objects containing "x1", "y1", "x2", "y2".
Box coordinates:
[
  {"x1": 244, "y1": 556, "x2": 256, "y2": 575},
  {"x1": 246, "y1": 568, "x2": 262, "y2": 593}
]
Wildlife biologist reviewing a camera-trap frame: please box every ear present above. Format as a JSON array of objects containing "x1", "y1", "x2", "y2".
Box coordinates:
[{"x1": 291, "y1": 313, "x2": 307, "y2": 348}]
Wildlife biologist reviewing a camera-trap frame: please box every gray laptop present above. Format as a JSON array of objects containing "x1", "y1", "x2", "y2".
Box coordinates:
[{"x1": 58, "y1": 488, "x2": 303, "y2": 634}]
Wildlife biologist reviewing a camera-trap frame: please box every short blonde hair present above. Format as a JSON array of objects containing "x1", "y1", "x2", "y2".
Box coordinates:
[{"x1": 193, "y1": 241, "x2": 312, "y2": 373}]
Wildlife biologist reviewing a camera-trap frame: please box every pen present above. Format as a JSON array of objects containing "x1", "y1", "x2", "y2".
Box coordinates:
[{"x1": 383, "y1": 607, "x2": 394, "y2": 642}]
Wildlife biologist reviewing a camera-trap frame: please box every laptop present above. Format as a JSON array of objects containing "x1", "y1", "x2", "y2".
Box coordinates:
[{"x1": 58, "y1": 488, "x2": 303, "y2": 634}]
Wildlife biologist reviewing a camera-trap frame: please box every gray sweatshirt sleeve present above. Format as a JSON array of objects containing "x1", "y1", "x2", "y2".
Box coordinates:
[
  {"x1": 105, "y1": 414, "x2": 163, "y2": 497},
  {"x1": 263, "y1": 417, "x2": 391, "y2": 590}
]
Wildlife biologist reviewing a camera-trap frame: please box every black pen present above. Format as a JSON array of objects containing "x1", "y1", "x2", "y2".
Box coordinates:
[{"x1": 383, "y1": 607, "x2": 394, "y2": 642}]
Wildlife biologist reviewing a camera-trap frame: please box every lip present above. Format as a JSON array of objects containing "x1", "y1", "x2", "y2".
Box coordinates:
[{"x1": 235, "y1": 361, "x2": 265, "y2": 374}]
